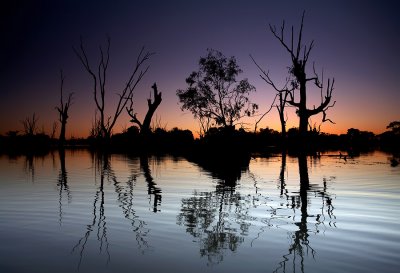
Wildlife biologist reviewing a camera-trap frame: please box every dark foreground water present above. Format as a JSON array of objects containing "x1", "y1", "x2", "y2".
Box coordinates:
[{"x1": 0, "y1": 150, "x2": 399, "y2": 273}]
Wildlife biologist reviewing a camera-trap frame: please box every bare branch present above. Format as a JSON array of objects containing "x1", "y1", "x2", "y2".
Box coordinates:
[
  {"x1": 304, "y1": 40, "x2": 314, "y2": 64},
  {"x1": 73, "y1": 37, "x2": 101, "y2": 112},
  {"x1": 266, "y1": 11, "x2": 337, "y2": 136},
  {"x1": 254, "y1": 94, "x2": 278, "y2": 132},
  {"x1": 250, "y1": 55, "x2": 292, "y2": 93},
  {"x1": 269, "y1": 23, "x2": 296, "y2": 61},
  {"x1": 296, "y1": 11, "x2": 306, "y2": 60},
  {"x1": 21, "y1": 113, "x2": 38, "y2": 135},
  {"x1": 75, "y1": 37, "x2": 152, "y2": 139},
  {"x1": 321, "y1": 101, "x2": 336, "y2": 128},
  {"x1": 308, "y1": 78, "x2": 335, "y2": 116}
]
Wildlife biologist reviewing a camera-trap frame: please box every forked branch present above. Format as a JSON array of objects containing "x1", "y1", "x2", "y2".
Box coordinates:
[{"x1": 74, "y1": 37, "x2": 153, "y2": 139}]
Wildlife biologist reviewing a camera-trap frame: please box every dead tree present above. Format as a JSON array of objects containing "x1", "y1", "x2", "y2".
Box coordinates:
[
  {"x1": 55, "y1": 70, "x2": 73, "y2": 144},
  {"x1": 74, "y1": 37, "x2": 152, "y2": 140},
  {"x1": 126, "y1": 83, "x2": 162, "y2": 135},
  {"x1": 21, "y1": 113, "x2": 38, "y2": 135},
  {"x1": 269, "y1": 12, "x2": 335, "y2": 140},
  {"x1": 251, "y1": 55, "x2": 291, "y2": 139}
]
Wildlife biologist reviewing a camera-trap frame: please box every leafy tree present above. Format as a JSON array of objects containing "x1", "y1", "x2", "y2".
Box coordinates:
[
  {"x1": 387, "y1": 121, "x2": 400, "y2": 134},
  {"x1": 177, "y1": 49, "x2": 258, "y2": 133}
]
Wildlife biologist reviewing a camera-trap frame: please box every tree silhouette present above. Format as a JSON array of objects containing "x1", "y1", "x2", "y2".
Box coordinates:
[
  {"x1": 273, "y1": 154, "x2": 336, "y2": 273},
  {"x1": 126, "y1": 83, "x2": 162, "y2": 136},
  {"x1": 177, "y1": 189, "x2": 246, "y2": 265},
  {"x1": 55, "y1": 70, "x2": 73, "y2": 145},
  {"x1": 139, "y1": 155, "x2": 162, "y2": 212},
  {"x1": 111, "y1": 155, "x2": 152, "y2": 252},
  {"x1": 387, "y1": 121, "x2": 400, "y2": 134},
  {"x1": 177, "y1": 49, "x2": 258, "y2": 132},
  {"x1": 72, "y1": 153, "x2": 110, "y2": 268},
  {"x1": 57, "y1": 148, "x2": 71, "y2": 226},
  {"x1": 251, "y1": 55, "x2": 290, "y2": 139},
  {"x1": 74, "y1": 37, "x2": 152, "y2": 140},
  {"x1": 21, "y1": 113, "x2": 38, "y2": 136},
  {"x1": 266, "y1": 12, "x2": 335, "y2": 141}
]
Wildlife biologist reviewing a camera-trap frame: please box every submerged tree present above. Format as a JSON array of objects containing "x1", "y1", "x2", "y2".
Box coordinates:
[
  {"x1": 74, "y1": 37, "x2": 152, "y2": 140},
  {"x1": 55, "y1": 70, "x2": 73, "y2": 144},
  {"x1": 177, "y1": 49, "x2": 258, "y2": 133},
  {"x1": 126, "y1": 83, "x2": 162, "y2": 136},
  {"x1": 265, "y1": 12, "x2": 336, "y2": 141}
]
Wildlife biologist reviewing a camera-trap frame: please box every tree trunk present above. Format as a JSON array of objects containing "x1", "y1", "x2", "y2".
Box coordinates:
[
  {"x1": 59, "y1": 120, "x2": 66, "y2": 143},
  {"x1": 298, "y1": 153, "x2": 309, "y2": 216},
  {"x1": 278, "y1": 93, "x2": 287, "y2": 140},
  {"x1": 298, "y1": 79, "x2": 308, "y2": 141},
  {"x1": 141, "y1": 83, "x2": 162, "y2": 135},
  {"x1": 279, "y1": 150, "x2": 287, "y2": 196}
]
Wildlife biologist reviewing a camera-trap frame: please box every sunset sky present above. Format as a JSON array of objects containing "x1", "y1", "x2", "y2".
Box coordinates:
[{"x1": 1, "y1": 0, "x2": 399, "y2": 138}]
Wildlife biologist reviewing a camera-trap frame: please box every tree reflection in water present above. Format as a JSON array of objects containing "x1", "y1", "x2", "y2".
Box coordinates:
[
  {"x1": 72, "y1": 152, "x2": 110, "y2": 269},
  {"x1": 178, "y1": 152, "x2": 336, "y2": 271},
  {"x1": 23, "y1": 154, "x2": 36, "y2": 182},
  {"x1": 178, "y1": 154, "x2": 252, "y2": 265},
  {"x1": 273, "y1": 152, "x2": 336, "y2": 273},
  {"x1": 139, "y1": 155, "x2": 162, "y2": 212},
  {"x1": 177, "y1": 189, "x2": 247, "y2": 265},
  {"x1": 112, "y1": 155, "x2": 159, "y2": 252},
  {"x1": 57, "y1": 148, "x2": 71, "y2": 226},
  {"x1": 72, "y1": 153, "x2": 162, "y2": 267}
]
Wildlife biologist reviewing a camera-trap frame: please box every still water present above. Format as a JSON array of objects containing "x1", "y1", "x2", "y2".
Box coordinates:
[{"x1": 0, "y1": 150, "x2": 399, "y2": 273}]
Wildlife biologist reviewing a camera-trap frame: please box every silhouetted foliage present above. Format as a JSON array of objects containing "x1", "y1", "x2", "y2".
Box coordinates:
[
  {"x1": 380, "y1": 121, "x2": 400, "y2": 151},
  {"x1": 177, "y1": 49, "x2": 258, "y2": 134},
  {"x1": 108, "y1": 126, "x2": 194, "y2": 153},
  {"x1": 188, "y1": 151, "x2": 250, "y2": 187},
  {"x1": 177, "y1": 189, "x2": 246, "y2": 265},
  {"x1": 386, "y1": 121, "x2": 400, "y2": 134},
  {"x1": 346, "y1": 128, "x2": 377, "y2": 150}
]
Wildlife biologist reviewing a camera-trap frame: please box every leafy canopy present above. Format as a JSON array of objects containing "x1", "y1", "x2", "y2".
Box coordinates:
[{"x1": 177, "y1": 49, "x2": 258, "y2": 128}]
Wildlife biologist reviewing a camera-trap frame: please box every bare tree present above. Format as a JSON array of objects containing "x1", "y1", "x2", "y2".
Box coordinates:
[
  {"x1": 267, "y1": 12, "x2": 335, "y2": 140},
  {"x1": 251, "y1": 56, "x2": 292, "y2": 139},
  {"x1": 74, "y1": 37, "x2": 152, "y2": 140},
  {"x1": 126, "y1": 83, "x2": 162, "y2": 135},
  {"x1": 51, "y1": 121, "x2": 58, "y2": 139},
  {"x1": 150, "y1": 114, "x2": 167, "y2": 132},
  {"x1": 55, "y1": 70, "x2": 73, "y2": 144},
  {"x1": 21, "y1": 113, "x2": 38, "y2": 135},
  {"x1": 89, "y1": 110, "x2": 102, "y2": 139}
]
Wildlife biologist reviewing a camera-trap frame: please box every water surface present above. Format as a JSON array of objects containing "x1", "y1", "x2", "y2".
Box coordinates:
[{"x1": 0, "y1": 150, "x2": 399, "y2": 273}]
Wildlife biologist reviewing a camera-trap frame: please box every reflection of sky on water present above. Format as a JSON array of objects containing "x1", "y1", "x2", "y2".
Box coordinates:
[{"x1": 0, "y1": 150, "x2": 399, "y2": 273}]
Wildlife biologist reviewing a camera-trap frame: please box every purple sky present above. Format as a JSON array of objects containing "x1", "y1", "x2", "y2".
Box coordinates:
[{"x1": 1, "y1": 0, "x2": 399, "y2": 137}]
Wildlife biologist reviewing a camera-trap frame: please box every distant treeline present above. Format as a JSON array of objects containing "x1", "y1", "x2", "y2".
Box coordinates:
[{"x1": 1, "y1": 124, "x2": 399, "y2": 155}]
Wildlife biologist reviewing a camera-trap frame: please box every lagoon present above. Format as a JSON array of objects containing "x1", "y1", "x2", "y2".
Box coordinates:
[{"x1": 0, "y1": 150, "x2": 399, "y2": 273}]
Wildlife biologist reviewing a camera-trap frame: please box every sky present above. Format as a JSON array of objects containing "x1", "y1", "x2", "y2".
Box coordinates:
[{"x1": 1, "y1": 0, "x2": 399, "y2": 138}]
